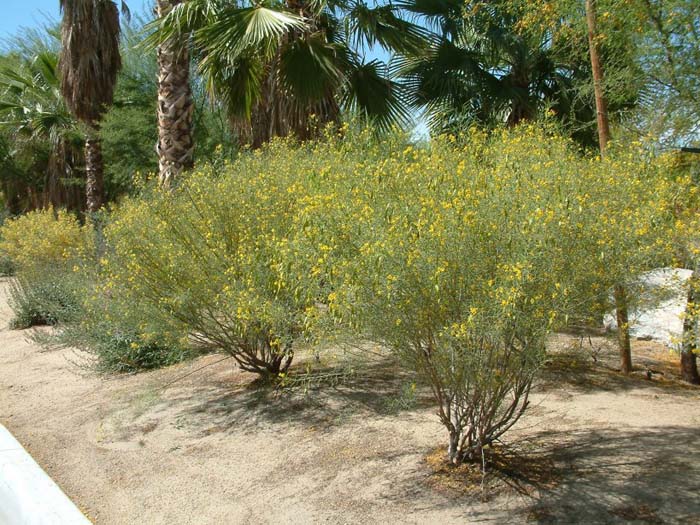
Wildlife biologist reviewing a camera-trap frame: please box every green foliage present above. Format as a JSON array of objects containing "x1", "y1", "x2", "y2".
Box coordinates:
[
  {"x1": 281, "y1": 125, "x2": 675, "y2": 462},
  {"x1": 0, "y1": 207, "x2": 89, "y2": 327},
  {"x1": 0, "y1": 253, "x2": 14, "y2": 277},
  {"x1": 0, "y1": 36, "x2": 84, "y2": 214},
  {"x1": 0, "y1": 211, "x2": 15, "y2": 276},
  {"x1": 382, "y1": 381, "x2": 418, "y2": 414},
  {"x1": 0, "y1": 17, "x2": 236, "y2": 211},
  {"x1": 8, "y1": 268, "x2": 83, "y2": 329},
  {"x1": 52, "y1": 277, "x2": 194, "y2": 373},
  {"x1": 148, "y1": 0, "x2": 420, "y2": 145},
  {"x1": 101, "y1": 104, "x2": 158, "y2": 198},
  {"x1": 0, "y1": 205, "x2": 191, "y2": 371},
  {"x1": 397, "y1": 0, "x2": 643, "y2": 147},
  {"x1": 0, "y1": 207, "x2": 91, "y2": 272},
  {"x1": 627, "y1": 0, "x2": 700, "y2": 146},
  {"x1": 0, "y1": 118, "x2": 688, "y2": 464},
  {"x1": 97, "y1": 124, "x2": 677, "y2": 461},
  {"x1": 103, "y1": 149, "x2": 324, "y2": 377}
]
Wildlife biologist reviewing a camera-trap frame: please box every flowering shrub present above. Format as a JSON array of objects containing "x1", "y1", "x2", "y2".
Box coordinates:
[
  {"x1": 0, "y1": 208, "x2": 91, "y2": 274},
  {"x1": 103, "y1": 144, "x2": 327, "y2": 378},
  {"x1": 0, "y1": 208, "x2": 92, "y2": 327},
  {"x1": 94, "y1": 124, "x2": 676, "y2": 460},
  {"x1": 53, "y1": 283, "x2": 194, "y2": 373},
  {"x1": 0, "y1": 207, "x2": 191, "y2": 370},
  {"x1": 289, "y1": 125, "x2": 676, "y2": 463}
]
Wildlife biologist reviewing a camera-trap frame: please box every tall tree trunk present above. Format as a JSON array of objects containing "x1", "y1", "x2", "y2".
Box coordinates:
[
  {"x1": 156, "y1": 0, "x2": 194, "y2": 187},
  {"x1": 681, "y1": 267, "x2": 700, "y2": 384},
  {"x1": 587, "y1": 0, "x2": 632, "y2": 373},
  {"x1": 84, "y1": 128, "x2": 104, "y2": 214},
  {"x1": 585, "y1": 0, "x2": 612, "y2": 154}
]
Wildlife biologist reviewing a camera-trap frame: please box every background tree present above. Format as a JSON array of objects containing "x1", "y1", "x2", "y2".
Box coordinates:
[
  {"x1": 148, "y1": 0, "x2": 424, "y2": 147},
  {"x1": 584, "y1": 0, "x2": 633, "y2": 375},
  {"x1": 0, "y1": 16, "x2": 235, "y2": 212},
  {"x1": 59, "y1": 0, "x2": 128, "y2": 214},
  {"x1": 0, "y1": 34, "x2": 84, "y2": 214},
  {"x1": 629, "y1": 0, "x2": 700, "y2": 147},
  {"x1": 398, "y1": 0, "x2": 642, "y2": 147}
]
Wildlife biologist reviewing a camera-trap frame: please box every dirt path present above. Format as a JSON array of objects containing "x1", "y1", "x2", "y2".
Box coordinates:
[{"x1": 1, "y1": 278, "x2": 699, "y2": 524}]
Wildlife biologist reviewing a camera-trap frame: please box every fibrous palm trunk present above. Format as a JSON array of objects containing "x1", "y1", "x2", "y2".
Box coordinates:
[
  {"x1": 156, "y1": 0, "x2": 194, "y2": 187},
  {"x1": 84, "y1": 128, "x2": 104, "y2": 214}
]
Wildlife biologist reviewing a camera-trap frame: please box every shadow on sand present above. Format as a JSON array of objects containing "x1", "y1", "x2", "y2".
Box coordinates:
[{"x1": 149, "y1": 351, "x2": 700, "y2": 523}]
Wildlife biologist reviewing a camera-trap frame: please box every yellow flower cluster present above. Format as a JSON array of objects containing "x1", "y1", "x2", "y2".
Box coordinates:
[
  {"x1": 0, "y1": 207, "x2": 92, "y2": 276},
  {"x1": 91, "y1": 123, "x2": 688, "y2": 374}
]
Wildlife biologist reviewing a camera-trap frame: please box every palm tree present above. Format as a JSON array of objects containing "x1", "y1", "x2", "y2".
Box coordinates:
[
  {"x1": 396, "y1": 0, "x2": 578, "y2": 132},
  {"x1": 154, "y1": 0, "x2": 194, "y2": 187},
  {"x1": 148, "y1": 0, "x2": 425, "y2": 148},
  {"x1": 397, "y1": 0, "x2": 642, "y2": 145},
  {"x1": 58, "y1": 0, "x2": 127, "y2": 214},
  {"x1": 0, "y1": 51, "x2": 84, "y2": 213}
]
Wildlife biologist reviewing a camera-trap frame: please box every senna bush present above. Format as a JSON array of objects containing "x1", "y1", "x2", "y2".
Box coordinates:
[
  {"x1": 101, "y1": 128, "x2": 411, "y2": 377},
  {"x1": 0, "y1": 208, "x2": 92, "y2": 328},
  {"x1": 51, "y1": 281, "x2": 194, "y2": 373},
  {"x1": 68, "y1": 124, "x2": 676, "y2": 463},
  {"x1": 103, "y1": 148, "x2": 333, "y2": 378},
  {"x1": 287, "y1": 125, "x2": 677, "y2": 464},
  {"x1": 0, "y1": 249, "x2": 14, "y2": 277},
  {"x1": 0, "y1": 207, "x2": 191, "y2": 372},
  {"x1": 0, "y1": 210, "x2": 14, "y2": 276},
  {"x1": 0, "y1": 207, "x2": 92, "y2": 274}
]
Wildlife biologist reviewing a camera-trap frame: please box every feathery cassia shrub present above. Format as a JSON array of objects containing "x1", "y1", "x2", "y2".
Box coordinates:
[
  {"x1": 289, "y1": 125, "x2": 677, "y2": 464},
  {"x1": 0, "y1": 208, "x2": 91, "y2": 327},
  {"x1": 103, "y1": 124, "x2": 678, "y2": 462},
  {"x1": 103, "y1": 151, "x2": 327, "y2": 378}
]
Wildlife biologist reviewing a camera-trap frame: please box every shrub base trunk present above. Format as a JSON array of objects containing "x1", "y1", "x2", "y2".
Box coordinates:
[
  {"x1": 681, "y1": 268, "x2": 700, "y2": 384},
  {"x1": 614, "y1": 284, "x2": 632, "y2": 374}
]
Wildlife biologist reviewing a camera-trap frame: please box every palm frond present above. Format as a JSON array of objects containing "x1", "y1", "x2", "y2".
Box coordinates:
[
  {"x1": 141, "y1": 0, "x2": 222, "y2": 50},
  {"x1": 280, "y1": 34, "x2": 346, "y2": 103},
  {"x1": 345, "y1": 2, "x2": 431, "y2": 54},
  {"x1": 343, "y1": 58, "x2": 412, "y2": 132},
  {"x1": 198, "y1": 6, "x2": 307, "y2": 57},
  {"x1": 203, "y1": 53, "x2": 265, "y2": 119}
]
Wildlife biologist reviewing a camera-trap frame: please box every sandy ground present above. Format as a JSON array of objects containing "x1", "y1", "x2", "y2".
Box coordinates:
[{"x1": 1, "y1": 278, "x2": 700, "y2": 524}]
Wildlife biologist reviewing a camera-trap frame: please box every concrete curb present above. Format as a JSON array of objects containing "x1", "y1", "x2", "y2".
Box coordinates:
[{"x1": 0, "y1": 424, "x2": 91, "y2": 524}]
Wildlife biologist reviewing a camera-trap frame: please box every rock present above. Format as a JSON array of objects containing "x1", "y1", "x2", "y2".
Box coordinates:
[{"x1": 603, "y1": 267, "x2": 693, "y2": 347}]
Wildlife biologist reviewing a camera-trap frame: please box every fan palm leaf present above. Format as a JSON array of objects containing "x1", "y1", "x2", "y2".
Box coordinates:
[{"x1": 148, "y1": 0, "x2": 426, "y2": 145}]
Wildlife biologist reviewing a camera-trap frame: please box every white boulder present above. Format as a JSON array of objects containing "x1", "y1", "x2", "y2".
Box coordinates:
[{"x1": 603, "y1": 267, "x2": 693, "y2": 347}]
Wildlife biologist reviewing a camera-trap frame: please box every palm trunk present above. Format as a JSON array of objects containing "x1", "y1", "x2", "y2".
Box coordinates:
[
  {"x1": 156, "y1": 0, "x2": 194, "y2": 187},
  {"x1": 84, "y1": 129, "x2": 104, "y2": 214},
  {"x1": 681, "y1": 268, "x2": 700, "y2": 384}
]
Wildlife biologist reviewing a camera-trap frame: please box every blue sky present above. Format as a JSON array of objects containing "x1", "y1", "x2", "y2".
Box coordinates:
[
  {"x1": 1, "y1": 0, "x2": 392, "y2": 70},
  {"x1": 1, "y1": 1, "x2": 154, "y2": 40},
  {"x1": 1, "y1": 0, "x2": 58, "y2": 39}
]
